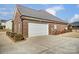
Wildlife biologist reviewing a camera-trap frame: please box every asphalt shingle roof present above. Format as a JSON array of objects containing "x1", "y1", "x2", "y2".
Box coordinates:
[
  {"x1": 0, "y1": 20, "x2": 9, "y2": 23},
  {"x1": 71, "y1": 22, "x2": 79, "y2": 26},
  {"x1": 16, "y1": 5, "x2": 67, "y2": 23}
]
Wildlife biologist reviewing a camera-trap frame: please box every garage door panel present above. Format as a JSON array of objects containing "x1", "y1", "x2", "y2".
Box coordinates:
[{"x1": 28, "y1": 23, "x2": 48, "y2": 37}]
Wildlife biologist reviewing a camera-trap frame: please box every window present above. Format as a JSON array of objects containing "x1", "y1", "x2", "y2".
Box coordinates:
[{"x1": 54, "y1": 25, "x2": 57, "y2": 29}]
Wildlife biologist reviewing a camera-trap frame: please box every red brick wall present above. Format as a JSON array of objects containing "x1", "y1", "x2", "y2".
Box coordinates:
[
  {"x1": 13, "y1": 8, "x2": 22, "y2": 34},
  {"x1": 13, "y1": 9, "x2": 28, "y2": 38},
  {"x1": 49, "y1": 23, "x2": 67, "y2": 35},
  {"x1": 22, "y1": 20, "x2": 28, "y2": 38}
]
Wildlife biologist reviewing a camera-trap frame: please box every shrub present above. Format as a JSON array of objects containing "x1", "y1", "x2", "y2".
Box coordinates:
[
  {"x1": 13, "y1": 34, "x2": 24, "y2": 41},
  {"x1": 68, "y1": 24, "x2": 72, "y2": 32},
  {"x1": 0, "y1": 26, "x2": 3, "y2": 29},
  {"x1": 6, "y1": 31, "x2": 11, "y2": 36},
  {"x1": 10, "y1": 32, "x2": 17, "y2": 38},
  {"x1": 6, "y1": 32, "x2": 25, "y2": 42}
]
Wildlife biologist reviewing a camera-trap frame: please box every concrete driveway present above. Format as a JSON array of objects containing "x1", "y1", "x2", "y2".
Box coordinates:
[{"x1": 0, "y1": 32, "x2": 79, "y2": 54}]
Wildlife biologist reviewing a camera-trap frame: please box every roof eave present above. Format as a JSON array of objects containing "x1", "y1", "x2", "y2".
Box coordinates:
[{"x1": 20, "y1": 15, "x2": 68, "y2": 24}]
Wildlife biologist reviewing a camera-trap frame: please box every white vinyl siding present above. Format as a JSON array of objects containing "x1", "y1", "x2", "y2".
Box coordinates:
[{"x1": 5, "y1": 20, "x2": 12, "y2": 30}]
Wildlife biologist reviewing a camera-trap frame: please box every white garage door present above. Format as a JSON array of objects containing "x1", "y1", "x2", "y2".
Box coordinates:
[{"x1": 28, "y1": 23, "x2": 48, "y2": 37}]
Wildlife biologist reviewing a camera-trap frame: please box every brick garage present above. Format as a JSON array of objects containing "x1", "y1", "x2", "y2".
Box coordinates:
[{"x1": 12, "y1": 5, "x2": 68, "y2": 38}]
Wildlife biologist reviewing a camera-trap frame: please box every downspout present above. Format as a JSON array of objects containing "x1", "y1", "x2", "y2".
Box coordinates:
[
  {"x1": 20, "y1": 16, "x2": 23, "y2": 35},
  {"x1": 12, "y1": 20, "x2": 14, "y2": 32},
  {"x1": 21, "y1": 19, "x2": 23, "y2": 35}
]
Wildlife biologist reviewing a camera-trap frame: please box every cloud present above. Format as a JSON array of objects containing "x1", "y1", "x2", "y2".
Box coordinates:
[
  {"x1": 70, "y1": 14, "x2": 79, "y2": 23},
  {"x1": 45, "y1": 5, "x2": 64, "y2": 15},
  {"x1": 0, "y1": 12, "x2": 13, "y2": 16},
  {"x1": 0, "y1": 7, "x2": 13, "y2": 11},
  {"x1": 0, "y1": 7, "x2": 14, "y2": 15},
  {"x1": 0, "y1": 8, "x2": 6, "y2": 10}
]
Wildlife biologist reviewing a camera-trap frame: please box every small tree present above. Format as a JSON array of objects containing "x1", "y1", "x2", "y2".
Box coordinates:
[
  {"x1": 68, "y1": 24, "x2": 72, "y2": 32},
  {"x1": 0, "y1": 22, "x2": 1, "y2": 26}
]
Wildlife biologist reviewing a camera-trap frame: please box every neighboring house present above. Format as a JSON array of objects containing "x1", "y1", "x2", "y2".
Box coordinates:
[
  {"x1": 71, "y1": 22, "x2": 79, "y2": 31},
  {"x1": 0, "y1": 20, "x2": 8, "y2": 29},
  {"x1": 12, "y1": 5, "x2": 68, "y2": 38},
  {"x1": 0, "y1": 20, "x2": 12, "y2": 30},
  {"x1": 5, "y1": 20, "x2": 12, "y2": 30}
]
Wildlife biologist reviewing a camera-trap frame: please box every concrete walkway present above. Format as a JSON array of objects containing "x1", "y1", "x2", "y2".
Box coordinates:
[{"x1": 0, "y1": 32, "x2": 79, "y2": 54}]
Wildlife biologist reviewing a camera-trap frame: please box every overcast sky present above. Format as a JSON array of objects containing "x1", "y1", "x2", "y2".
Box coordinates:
[{"x1": 0, "y1": 4, "x2": 79, "y2": 23}]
